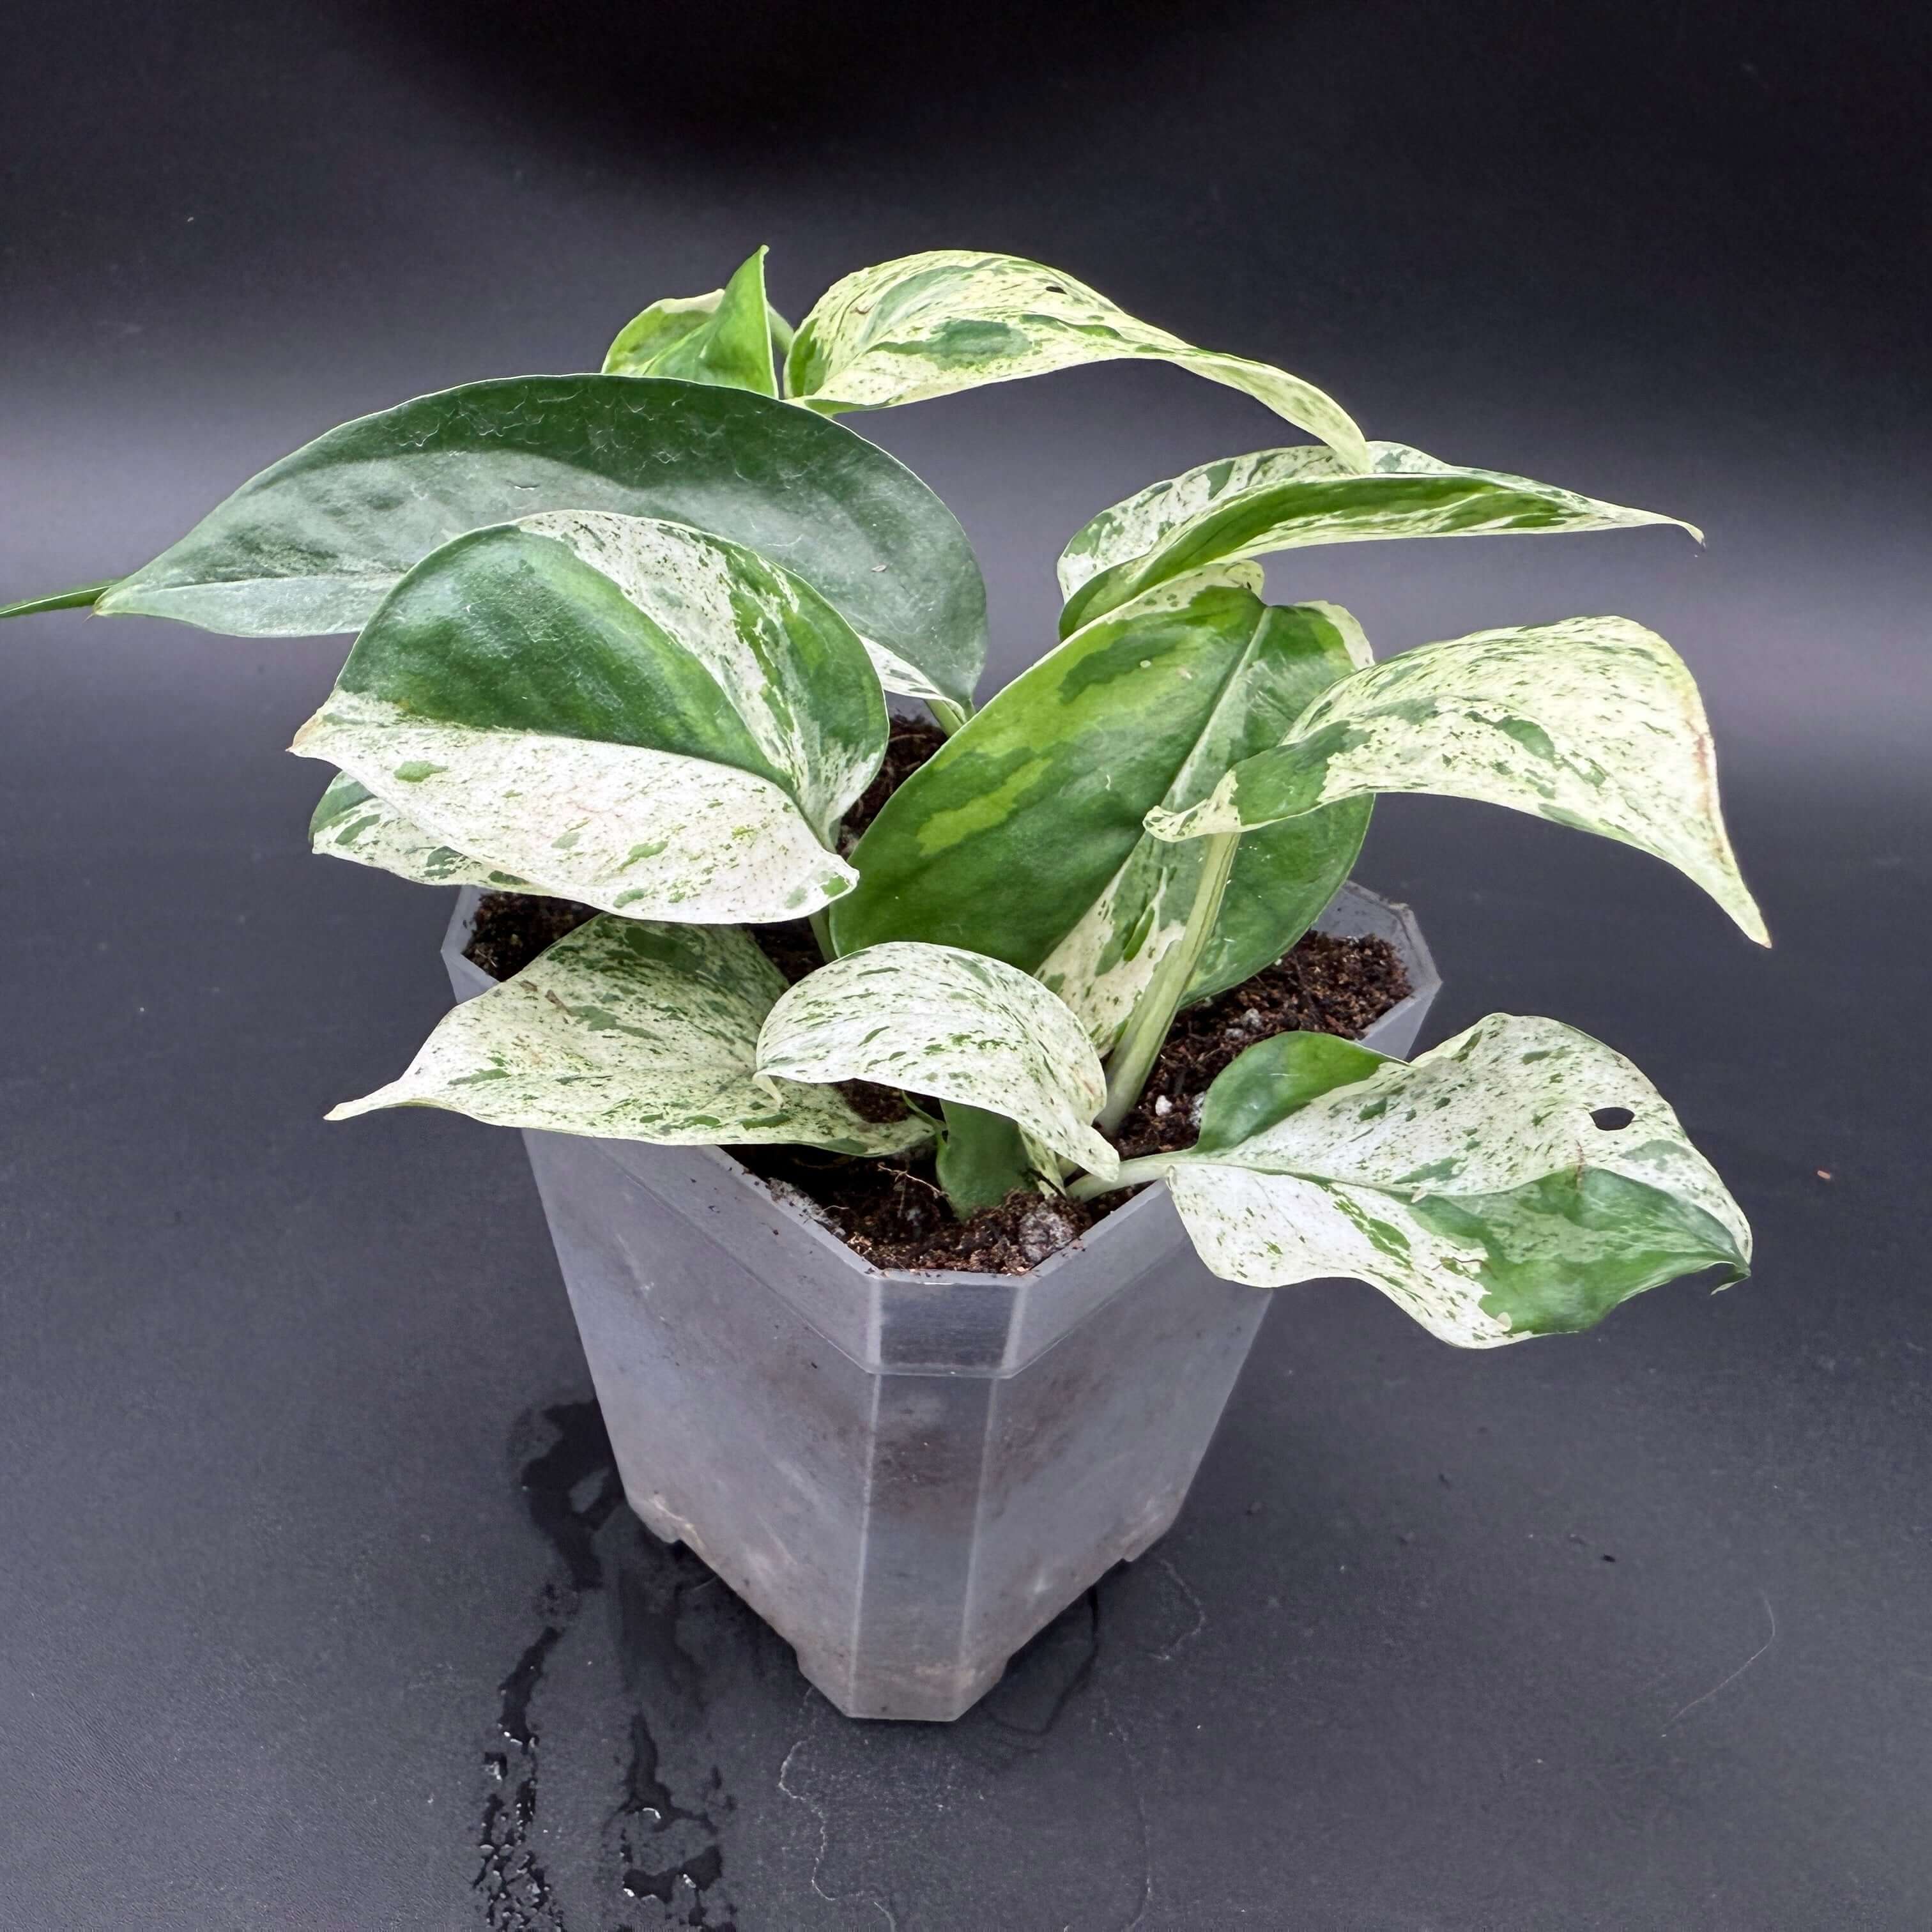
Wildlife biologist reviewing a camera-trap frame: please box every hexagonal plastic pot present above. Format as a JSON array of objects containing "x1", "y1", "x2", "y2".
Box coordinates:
[{"x1": 443, "y1": 884, "x2": 1439, "y2": 1721}]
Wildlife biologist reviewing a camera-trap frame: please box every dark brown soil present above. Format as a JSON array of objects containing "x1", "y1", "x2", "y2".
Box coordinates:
[
  {"x1": 461, "y1": 712, "x2": 1410, "y2": 1275},
  {"x1": 735, "y1": 1142, "x2": 1113, "y2": 1274},
  {"x1": 838, "y1": 718, "x2": 948, "y2": 851},
  {"x1": 463, "y1": 889, "x2": 598, "y2": 981}
]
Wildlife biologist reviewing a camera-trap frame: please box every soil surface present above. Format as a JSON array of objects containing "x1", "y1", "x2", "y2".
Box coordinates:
[{"x1": 463, "y1": 714, "x2": 1410, "y2": 1274}]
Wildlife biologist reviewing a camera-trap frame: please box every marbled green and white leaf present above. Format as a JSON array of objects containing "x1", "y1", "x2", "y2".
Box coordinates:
[
  {"x1": 832, "y1": 569, "x2": 1370, "y2": 1050},
  {"x1": 296, "y1": 691, "x2": 855, "y2": 921},
  {"x1": 308, "y1": 772, "x2": 535, "y2": 891},
  {"x1": 602, "y1": 245, "x2": 792, "y2": 397},
  {"x1": 1146, "y1": 616, "x2": 1768, "y2": 944},
  {"x1": 47, "y1": 373, "x2": 985, "y2": 709},
  {"x1": 757, "y1": 942, "x2": 1119, "y2": 1181},
  {"x1": 1057, "y1": 440, "x2": 1701, "y2": 632},
  {"x1": 291, "y1": 514, "x2": 884, "y2": 920},
  {"x1": 1035, "y1": 599, "x2": 1374, "y2": 1047},
  {"x1": 786, "y1": 251, "x2": 1367, "y2": 470},
  {"x1": 511, "y1": 509, "x2": 883, "y2": 842},
  {"x1": 329, "y1": 913, "x2": 926, "y2": 1154},
  {"x1": 1151, "y1": 1016, "x2": 1750, "y2": 1346}
]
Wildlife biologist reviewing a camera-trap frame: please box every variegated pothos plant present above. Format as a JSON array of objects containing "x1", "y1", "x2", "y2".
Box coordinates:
[{"x1": 4, "y1": 247, "x2": 1767, "y2": 1348}]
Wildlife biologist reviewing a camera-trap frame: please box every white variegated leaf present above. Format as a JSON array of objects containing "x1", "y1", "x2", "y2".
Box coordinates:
[
  {"x1": 858, "y1": 635, "x2": 953, "y2": 705},
  {"x1": 786, "y1": 251, "x2": 1367, "y2": 470},
  {"x1": 1145, "y1": 616, "x2": 1768, "y2": 944},
  {"x1": 1056, "y1": 440, "x2": 1700, "y2": 629},
  {"x1": 293, "y1": 689, "x2": 857, "y2": 923},
  {"x1": 308, "y1": 772, "x2": 539, "y2": 891},
  {"x1": 330, "y1": 914, "x2": 928, "y2": 1154},
  {"x1": 513, "y1": 510, "x2": 881, "y2": 843},
  {"x1": 756, "y1": 942, "x2": 1119, "y2": 1181},
  {"x1": 292, "y1": 512, "x2": 884, "y2": 919},
  {"x1": 1151, "y1": 1016, "x2": 1750, "y2": 1347}
]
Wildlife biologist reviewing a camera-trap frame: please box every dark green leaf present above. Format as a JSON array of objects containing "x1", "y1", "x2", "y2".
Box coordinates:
[{"x1": 87, "y1": 374, "x2": 986, "y2": 708}]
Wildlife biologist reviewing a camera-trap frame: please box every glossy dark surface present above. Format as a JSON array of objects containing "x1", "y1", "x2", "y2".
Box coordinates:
[{"x1": 3, "y1": 3, "x2": 1927, "y2": 1925}]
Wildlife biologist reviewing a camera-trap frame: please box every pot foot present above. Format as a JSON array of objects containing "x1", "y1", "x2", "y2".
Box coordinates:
[{"x1": 791, "y1": 1640, "x2": 1010, "y2": 1724}]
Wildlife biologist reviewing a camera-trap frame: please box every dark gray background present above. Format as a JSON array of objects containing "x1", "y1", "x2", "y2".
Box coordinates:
[{"x1": 3, "y1": 3, "x2": 1927, "y2": 1926}]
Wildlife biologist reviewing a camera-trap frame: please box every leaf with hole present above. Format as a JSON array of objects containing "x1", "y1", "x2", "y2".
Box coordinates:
[
  {"x1": 292, "y1": 512, "x2": 885, "y2": 921},
  {"x1": 331, "y1": 913, "x2": 926, "y2": 1154},
  {"x1": 1146, "y1": 615, "x2": 1767, "y2": 944},
  {"x1": 785, "y1": 250, "x2": 1367, "y2": 469},
  {"x1": 1057, "y1": 440, "x2": 1701, "y2": 632},
  {"x1": 1137, "y1": 1015, "x2": 1750, "y2": 1346}
]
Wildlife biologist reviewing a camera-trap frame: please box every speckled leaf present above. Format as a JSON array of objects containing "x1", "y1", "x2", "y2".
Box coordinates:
[
  {"x1": 1146, "y1": 616, "x2": 1768, "y2": 944},
  {"x1": 1155, "y1": 1016, "x2": 1751, "y2": 1346},
  {"x1": 63, "y1": 374, "x2": 985, "y2": 709},
  {"x1": 786, "y1": 251, "x2": 1367, "y2": 470},
  {"x1": 292, "y1": 514, "x2": 884, "y2": 921},
  {"x1": 308, "y1": 772, "x2": 536, "y2": 891},
  {"x1": 601, "y1": 246, "x2": 792, "y2": 397},
  {"x1": 1058, "y1": 440, "x2": 1701, "y2": 632},
  {"x1": 757, "y1": 942, "x2": 1119, "y2": 1181},
  {"x1": 831, "y1": 569, "x2": 1370, "y2": 1050},
  {"x1": 329, "y1": 913, "x2": 927, "y2": 1154}
]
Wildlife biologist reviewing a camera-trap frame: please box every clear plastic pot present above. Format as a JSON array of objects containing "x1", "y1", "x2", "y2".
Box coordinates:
[{"x1": 443, "y1": 884, "x2": 1438, "y2": 1721}]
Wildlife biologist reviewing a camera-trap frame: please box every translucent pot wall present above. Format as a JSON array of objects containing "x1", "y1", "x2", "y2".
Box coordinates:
[{"x1": 443, "y1": 884, "x2": 1438, "y2": 1721}]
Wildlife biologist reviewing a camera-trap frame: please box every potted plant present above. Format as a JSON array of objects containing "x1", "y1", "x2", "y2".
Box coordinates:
[{"x1": 4, "y1": 248, "x2": 1764, "y2": 1722}]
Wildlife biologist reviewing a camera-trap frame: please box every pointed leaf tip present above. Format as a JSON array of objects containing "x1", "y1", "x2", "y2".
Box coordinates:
[
  {"x1": 786, "y1": 250, "x2": 1365, "y2": 466},
  {"x1": 1145, "y1": 614, "x2": 1767, "y2": 946}
]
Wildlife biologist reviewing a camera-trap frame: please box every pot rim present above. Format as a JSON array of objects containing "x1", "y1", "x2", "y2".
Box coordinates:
[{"x1": 441, "y1": 880, "x2": 1438, "y2": 1289}]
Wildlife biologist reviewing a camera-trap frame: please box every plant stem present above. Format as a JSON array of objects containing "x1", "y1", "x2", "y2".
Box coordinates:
[
  {"x1": 928, "y1": 697, "x2": 972, "y2": 736},
  {"x1": 1095, "y1": 830, "x2": 1239, "y2": 1136},
  {"x1": 0, "y1": 579, "x2": 116, "y2": 620},
  {"x1": 1068, "y1": 1155, "x2": 1174, "y2": 1201},
  {"x1": 808, "y1": 907, "x2": 835, "y2": 962}
]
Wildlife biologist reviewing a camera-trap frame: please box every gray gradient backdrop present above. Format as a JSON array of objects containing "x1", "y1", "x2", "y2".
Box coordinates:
[{"x1": 3, "y1": 3, "x2": 1928, "y2": 1927}]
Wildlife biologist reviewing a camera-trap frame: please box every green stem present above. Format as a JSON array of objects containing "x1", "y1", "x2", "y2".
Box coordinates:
[
  {"x1": 1068, "y1": 1154, "x2": 1174, "y2": 1202},
  {"x1": 927, "y1": 697, "x2": 972, "y2": 736},
  {"x1": 1095, "y1": 830, "x2": 1240, "y2": 1136},
  {"x1": 0, "y1": 579, "x2": 116, "y2": 621},
  {"x1": 808, "y1": 907, "x2": 836, "y2": 963}
]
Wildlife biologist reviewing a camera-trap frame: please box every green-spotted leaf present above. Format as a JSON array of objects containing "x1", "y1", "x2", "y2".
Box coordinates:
[
  {"x1": 330, "y1": 913, "x2": 926, "y2": 1154},
  {"x1": 1146, "y1": 616, "x2": 1768, "y2": 945},
  {"x1": 53, "y1": 374, "x2": 984, "y2": 709},
  {"x1": 831, "y1": 569, "x2": 1370, "y2": 1050},
  {"x1": 785, "y1": 251, "x2": 1368, "y2": 470},
  {"x1": 601, "y1": 245, "x2": 793, "y2": 397},
  {"x1": 1151, "y1": 1015, "x2": 1750, "y2": 1347},
  {"x1": 756, "y1": 942, "x2": 1119, "y2": 1182},
  {"x1": 292, "y1": 512, "x2": 885, "y2": 922},
  {"x1": 309, "y1": 772, "x2": 537, "y2": 891},
  {"x1": 1058, "y1": 441, "x2": 1702, "y2": 633}
]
